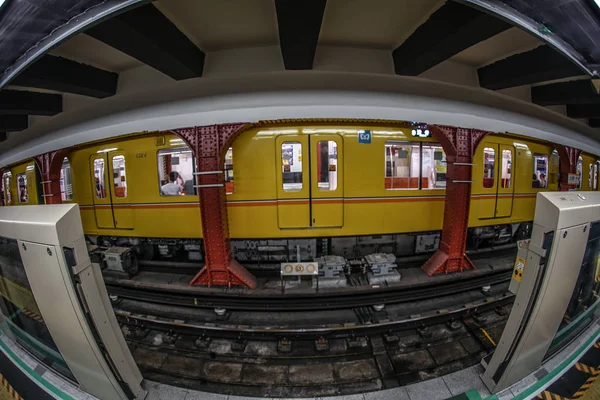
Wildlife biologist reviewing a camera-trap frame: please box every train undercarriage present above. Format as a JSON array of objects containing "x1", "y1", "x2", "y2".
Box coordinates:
[{"x1": 86, "y1": 222, "x2": 532, "y2": 277}]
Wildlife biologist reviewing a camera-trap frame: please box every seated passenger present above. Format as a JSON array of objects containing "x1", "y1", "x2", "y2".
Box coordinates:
[
  {"x1": 532, "y1": 173, "x2": 541, "y2": 188},
  {"x1": 161, "y1": 171, "x2": 183, "y2": 196}
]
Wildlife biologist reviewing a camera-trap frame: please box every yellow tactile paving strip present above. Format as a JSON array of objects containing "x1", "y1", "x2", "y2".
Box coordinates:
[{"x1": 0, "y1": 373, "x2": 23, "y2": 400}]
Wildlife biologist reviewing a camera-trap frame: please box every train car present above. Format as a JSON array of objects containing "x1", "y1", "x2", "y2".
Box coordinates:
[{"x1": 1, "y1": 123, "x2": 598, "y2": 266}]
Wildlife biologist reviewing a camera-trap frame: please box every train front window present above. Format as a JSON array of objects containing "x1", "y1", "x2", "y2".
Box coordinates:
[
  {"x1": 3, "y1": 172, "x2": 12, "y2": 205},
  {"x1": 282, "y1": 142, "x2": 303, "y2": 192},
  {"x1": 483, "y1": 147, "x2": 495, "y2": 188},
  {"x1": 501, "y1": 149, "x2": 512, "y2": 189},
  {"x1": 112, "y1": 156, "x2": 127, "y2": 198},
  {"x1": 317, "y1": 141, "x2": 338, "y2": 191},
  {"x1": 157, "y1": 147, "x2": 195, "y2": 196},
  {"x1": 60, "y1": 157, "x2": 73, "y2": 201},
  {"x1": 421, "y1": 144, "x2": 446, "y2": 189},
  {"x1": 17, "y1": 173, "x2": 27, "y2": 203},
  {"x1": 385, "y1": 142, "x2": 420, "y2": 190},
  {"x1": 93, "y1": 158, "x2": 106, "y2": 199},
  {"x1": 533, "y1": 154, "x2": 548, "y2": 189}
]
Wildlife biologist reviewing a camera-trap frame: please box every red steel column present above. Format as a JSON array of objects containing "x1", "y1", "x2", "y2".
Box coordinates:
[
  {"x1": 422, "y1": 125, "x2": 489, "y2": 276},
  {"x1": 170, "y1": 123, "x2": 256, "y2": 288},
  {"x1": 33, "y1": 149, "x2": 70, "y2": 205},
  {"x1": 556, "y1": 145, "x2": 582, "y2": 191}
]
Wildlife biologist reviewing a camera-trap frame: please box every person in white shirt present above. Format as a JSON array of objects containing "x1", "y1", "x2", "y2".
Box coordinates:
[{"x1": 161, "y1": 171, "x2": 183, "y2": 196}]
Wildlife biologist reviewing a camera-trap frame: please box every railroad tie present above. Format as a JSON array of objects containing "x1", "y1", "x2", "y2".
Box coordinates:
[
  {"x1": 572, "y1": 368, "x2": 600, "y2": 399},
  {"x1": 0, "y1": 373, "x2": 24, "y2": 400}
]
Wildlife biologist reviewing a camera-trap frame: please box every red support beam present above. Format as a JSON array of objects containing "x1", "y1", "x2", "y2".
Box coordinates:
[
  {"x1": 33, "y1": 149, "x2": 70, "y2": 204},
  {"x1": 556, "y1": 145, "x2": 582, "y2": 191},
  {"x1": 422, "y1": 125, "x2": 490, "y2": 276},
  {"x1": 170, "y1": 123, "x2": 256, "y2": 288}
]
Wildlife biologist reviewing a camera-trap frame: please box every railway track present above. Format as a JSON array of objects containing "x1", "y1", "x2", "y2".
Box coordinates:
[
  {"x1": 106, "y1": 269, "x2": 512, "y2": 311},
  {"x1": 114, "y1": 285, "x2": 513, "y2": 397}
]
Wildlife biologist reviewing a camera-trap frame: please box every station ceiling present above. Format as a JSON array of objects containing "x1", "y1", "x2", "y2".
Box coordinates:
[{"x1": 0, "y1": 0, "x2": 600, "y2": 150}]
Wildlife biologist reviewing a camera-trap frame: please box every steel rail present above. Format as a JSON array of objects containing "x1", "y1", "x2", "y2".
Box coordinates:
[
  {"x1": 106, "y1": 270, "x2": 512, "y2": 311},
  {"x1": 115, "y1": 291, "x2": 513, "y2": 340}
]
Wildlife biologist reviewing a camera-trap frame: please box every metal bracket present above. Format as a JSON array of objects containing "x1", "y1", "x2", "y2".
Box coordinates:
[
  {"x1": 453, "y1": 163, "x2": 477, "y2": 166},
  {"x1": 193, "y1": 171, "x2": 224, "y2": 175},
  {"x1": 452, "y1": 180, "x2": 474, "y2": 183},
  {"x1": 194, "y1": 184, "x2": 224, "y2": 188}
]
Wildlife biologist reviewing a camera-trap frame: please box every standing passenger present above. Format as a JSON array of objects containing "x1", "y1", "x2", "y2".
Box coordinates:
[
  {"x1": 539, "y1": 173, "x2": 547, "y2": 188},
  {"x1": 161, "y1": 171, "x2": 183, "y2": 196}
]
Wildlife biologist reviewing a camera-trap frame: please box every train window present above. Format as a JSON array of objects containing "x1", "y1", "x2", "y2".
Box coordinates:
[
  {"x1": 158, "y1": 147, "x2": 195, "y2": 196},
  {"x1": 112, "y1": 156, "x2": 127, "y2": 198},
  {"x1": 282, "y1": 142, "x2": 303, "y2": 191},
  {"x1": 421, "y1": 144, "x2": 446, "y2": 189},
  {"x1": 577, "y1": 156, "x2": 583, "y2": 189},
  {"x1": 93, "y1": 158, "x2": 106, "y2": 198},
  {"x1": 483, "y1": 147, "x2": 495, "y2": 188},
  {"x1": 533, "y1": 154, "x2": 548, "y2": 188},
  {"x1": 317, "y1": 141, "x2": 338, "y2": 191},
  {"x1": 60, "y1": 157, "x2": 73, "y2": 201},
  {"x1": 595, "y1": 163, "x2": 599, "y2": 190},
  {"x1": 224, "y1": 147, "x2": 234, "y2": 194},
  {"x1": 385, "y1": 142, "x2": 420, "y2": 189},
  {"x1": 501, "y1": 150, "x2": 512, "y2": 189},
  {"x1": 550, "y1": 150, "x2": 559, "y2": 185},
  {"x1": 3, "y1": 172, "x2": 11, "y2": 205},
  {"x1": 17, "y1": 173, "x2": 28, "y2": 203},
  {"x1": 589, "y1": 164, "x2": 594, "y2": 189}
]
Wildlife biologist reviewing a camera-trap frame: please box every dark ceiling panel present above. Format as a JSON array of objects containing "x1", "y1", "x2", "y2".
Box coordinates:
[
  {"x1": 85, "y1": 3, "x2": 205, "y2": 80},
  {"x1": 393, "y1": 1, "x2": 511, "y2": 76},
  {"x1": 0, "y1": 115, "x2": 28, "y2": 132},
  {"x1": 532, "y1": 80, "x2": 600, "y2": 106},
  {"x1": 0, "y1": 0, "x2": 107, "y2": 78},
  {"x1": 275, "y1": 0, "x2": 327, "y2": 70},
  {"x1": 566, "y1": 104, "x2": 600, "y2": 118},
  {"x1": 0, "y1": 90, "x2": 62, "y2": 115},
  {"x1": 498, "y1": 0, "x2": 600, "y2": 66},
  {"x1": 478, "y1": 45, "x2": 583, "y2": 90},
  {"x1": 11, "y1": 55, "x2": 118, "y2": 98}
]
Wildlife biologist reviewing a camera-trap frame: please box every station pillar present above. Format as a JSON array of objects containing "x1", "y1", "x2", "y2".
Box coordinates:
[
  {"x1": 33, "y1": 149, "x2": 70, "y2": 205},
  {"x1": 556, "y1": 145, "x2": 582, "y2": 191},
  {"x1": 422, "y1": 125, "x2": 489, "y2": 276},
  {"x1": 170, "y1": 123, "x2": 257, "y2": 288}
]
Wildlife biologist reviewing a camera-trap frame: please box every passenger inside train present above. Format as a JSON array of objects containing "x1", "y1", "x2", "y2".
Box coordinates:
[{"x1": 160, "y1": 171, "x2": 183, "y2": 196}]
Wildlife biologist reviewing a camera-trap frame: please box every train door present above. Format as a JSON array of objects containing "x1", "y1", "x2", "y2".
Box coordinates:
[
  {"x1": 108, "y1": 152, "x2": 134, "y2": 229},
  {"x1": 480, "y1": 143, "x2": 514, "y2": 219},
  {"x1": 310, "y1": 134, "x2": 343, "y2": 227},
  {"x1": 90, "y1": 156, "x2": 113, "y2": 228},
  {"x1": 275, "y1": 134, "x2": 344, "y2": 229},
  {"x1": 495, "y1": 145, "x2": 514, "y2": 217},
  {"x1": 89, "y1": 152, "x2": 134, "y2": 229}
]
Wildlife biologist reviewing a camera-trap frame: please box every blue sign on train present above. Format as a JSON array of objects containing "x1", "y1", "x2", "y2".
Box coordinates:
[{"x1": 358, "y1": 130, "x2": 372, "y2": 144}]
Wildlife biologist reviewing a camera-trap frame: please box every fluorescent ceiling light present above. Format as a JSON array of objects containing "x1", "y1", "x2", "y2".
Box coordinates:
[{"x1": 0, "y1": 0, "x2": 5, "y2": 7}]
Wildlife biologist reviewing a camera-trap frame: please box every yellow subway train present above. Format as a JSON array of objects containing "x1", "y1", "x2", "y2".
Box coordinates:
[{"x1": 2, "y1": 123, "x2": 598, "y2": 263}]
